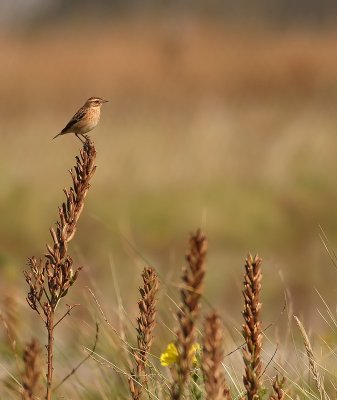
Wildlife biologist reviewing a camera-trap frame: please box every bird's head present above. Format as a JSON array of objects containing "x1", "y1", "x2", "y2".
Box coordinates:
[{"x1": 85, "y1": 97, "x2": 109, "y2": 108}]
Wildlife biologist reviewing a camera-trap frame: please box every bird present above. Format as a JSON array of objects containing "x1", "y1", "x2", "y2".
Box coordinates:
[{"x1": 53, "y1": 97, "x2": 108, "y2": 142}]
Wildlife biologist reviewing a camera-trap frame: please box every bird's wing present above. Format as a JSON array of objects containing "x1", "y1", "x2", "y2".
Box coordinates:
[{"x1": 61, "y1": 108, "x2": 87, "y2": 133}]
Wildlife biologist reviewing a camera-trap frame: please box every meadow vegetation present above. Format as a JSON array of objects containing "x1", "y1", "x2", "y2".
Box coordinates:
[{"x1": 1, "y1": 18, "x2": 337, "y2": 398}]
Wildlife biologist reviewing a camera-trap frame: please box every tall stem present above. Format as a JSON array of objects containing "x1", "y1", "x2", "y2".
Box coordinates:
[
  {"x1": 24, "y1": 139, "x2": 97, "y2": 399},
  {"x1": 46, "y1": 309, "x2": 54, "y2": 400}
]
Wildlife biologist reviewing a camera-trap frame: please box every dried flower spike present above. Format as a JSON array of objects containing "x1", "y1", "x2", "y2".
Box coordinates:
[
  {"x1": 202, "y1": 312, "x2": 231, "y2": 400},
  {"x1": 171, "y1": 229, "x2": 207, "y2": 399},
  {"x1": 22, "y1": 338, "x2": 42, "y2": 400},
  {"x1": 24, "y1": 139, "x2": 97, "y2": 400},
  {"x1": 270, "y1": 375, "x2": 285, "y2": 400},
  {"x1": 242, "y1": 254, "x2": 263, "y2": 400},
  {"x1": 129, "y1": 267, "x2": 159, "y2": 400}
]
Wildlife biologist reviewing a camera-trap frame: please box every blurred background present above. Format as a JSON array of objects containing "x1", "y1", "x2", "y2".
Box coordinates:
[{"x1": 2, "y1": 1, "x2": 337, "y2": 395}]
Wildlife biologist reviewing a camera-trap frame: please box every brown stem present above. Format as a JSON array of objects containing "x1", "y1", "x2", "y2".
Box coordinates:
[
  {"x1": 25, "y1": 139, "x2": 97, "y2": 398},
  {"x1": 46, "y1": 309, "x2": 54, "y2": 400}
]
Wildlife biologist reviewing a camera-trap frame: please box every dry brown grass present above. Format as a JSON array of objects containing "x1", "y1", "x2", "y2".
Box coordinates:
[
  {"x1": 3, "y1": 21, "x2": 337, "y2": 116},
  {"x1": 294, "y1": 316, "x2": 329, "y2": 400}
]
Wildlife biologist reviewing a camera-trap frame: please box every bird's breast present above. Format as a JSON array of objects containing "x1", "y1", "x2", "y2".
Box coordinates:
[{"x1": 78, "y1": 108, "x2": 101, "y2": 133}]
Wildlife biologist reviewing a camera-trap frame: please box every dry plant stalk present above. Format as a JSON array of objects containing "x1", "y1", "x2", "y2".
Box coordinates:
[
  {"x1": 270, "y1": 375, "x2": 285, "y2": 400},
  {"x1": 242, "y1": 254, "x2": 263, "y2": 400},
  {"x1": 24, "y1": 139, "x2": 97, "y2": 400},
  {"x1": 171, "y1": 229, "x2": 207, "y2": 400},
  {"x1": 21, "y1": 338, "x2": 42, "y2": 400},
  {"x1": 129, "y1": 267, "x2": 159, "y2": 400},
  {"x1": 294, "y1": 316, "x2": 329, "y2": 400},
  {"x1": 202, "y1": 312, "x2": 231, "y2": 400}
]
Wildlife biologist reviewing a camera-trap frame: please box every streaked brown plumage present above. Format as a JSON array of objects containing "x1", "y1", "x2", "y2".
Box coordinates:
[{"x1": 53, "y1": 97, "x2": 108, "y2": 142}]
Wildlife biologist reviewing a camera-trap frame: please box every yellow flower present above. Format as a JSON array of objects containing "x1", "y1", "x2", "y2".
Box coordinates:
[
  {"x1": 160, "y1": 342, "x2": 200, "y2": 367},
  {"x1": 160, "y1": 342, "x2": 179, "y2": 366}
]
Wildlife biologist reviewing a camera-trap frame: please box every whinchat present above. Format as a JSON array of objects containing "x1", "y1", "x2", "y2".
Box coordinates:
[{"x1": 53, "y1": 97, "x2": 108, "y2": 142}]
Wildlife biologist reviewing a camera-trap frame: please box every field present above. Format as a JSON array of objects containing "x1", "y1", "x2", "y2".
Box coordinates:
[{"x1": 2, "y1": 17, "x2": 337, "y2": 398}]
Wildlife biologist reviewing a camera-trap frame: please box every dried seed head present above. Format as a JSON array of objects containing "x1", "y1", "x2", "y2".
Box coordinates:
[
  {"x1": 270, "y1": 375, "x2": 286, "y2": 400},
  {"x1": 242, "y1": 254, "x2": 263, "y2": 400},
  {"x1": 171, "y1": 229, "x2": 207, "y2": 399},
  {"x1": 22, "y1": 338, "x2": 42, "y2": 400},
  {"x1": 129, "y1": 267, "x2": 159, "y2": 400},
  {"x1": 202, "y1": 312, "x2": 231, "y2": 400},
  {"x1": 24, "y1": 140, "x2": 96, "y2": 315}
]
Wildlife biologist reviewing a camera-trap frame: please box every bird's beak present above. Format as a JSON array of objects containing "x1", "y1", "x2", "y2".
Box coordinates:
[{"x1": 103, "y1": 99, "x2": 109, "y2": 103}]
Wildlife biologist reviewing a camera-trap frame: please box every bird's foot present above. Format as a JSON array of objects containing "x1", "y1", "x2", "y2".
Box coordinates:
[{"x1": 75, "y1": 134, "x2": 86, "y2": 144}]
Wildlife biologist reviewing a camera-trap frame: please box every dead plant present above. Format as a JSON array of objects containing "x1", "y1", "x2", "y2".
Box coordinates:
[
  {"x1": 294, "y1": 316, "x2": 329, "y2": 400},
  {"x1": 270, "y1": 375, "x2": 285, "y2": 400},
  {"x1": 129, "y1": 267, "x2": 159, "y2": 400},
  {"x1": 242, "y1": 254, "x2": 263, "y2": 400},
  {"x1": 24, "y1": 139, "x2": 97, "y2": 400},
  {"x1": 21, "y1": 338, "x2": 42, "y2": 400},
  {"x1": 171, "y1": 229, "x2": 207, "y2": 399},
  {"x1": 202, "y1": 312, "x2": 231, "y2": 400}
]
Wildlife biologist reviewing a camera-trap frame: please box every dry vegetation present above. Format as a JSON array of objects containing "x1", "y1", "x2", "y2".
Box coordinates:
[
  {"x1": 3, "y1": 20, "x2": 337, "y2": 110},
  {"x1": 3, "y1": 22, "x2": 337, "y2": 316},
  {"x1": 0, "y1": 138, "x2": 334, "y2": 399},
  {"x1": 2, "y1": 18, "x2": 337, "y2": 399},
  {"x1": 24, "y1": 139, "x2": 96, "y2": 399}
]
